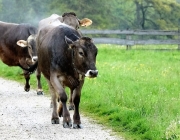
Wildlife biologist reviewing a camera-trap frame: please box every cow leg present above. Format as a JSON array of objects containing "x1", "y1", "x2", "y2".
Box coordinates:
[
  {"x1": 58, "y1": 101, "x2": 63, "y2": 117},
  {"x1": 69, "y1": 89, "x2": 74, "y2": 110},
  {"x1": 36, "y1": 67, "x2": 43, "y2": 95},
  {"x1": 23, "y1": 70, "x2": 30, "y2": 92},
  {"x1": 72, "y1": 81, "x2": 84, "y2": 129},
  {"x1": 50, "y1": 74, "x2": 72, "y2": 128},
  {"x1": 47, "y1": 81, "x2": 59, "y2": 124}
]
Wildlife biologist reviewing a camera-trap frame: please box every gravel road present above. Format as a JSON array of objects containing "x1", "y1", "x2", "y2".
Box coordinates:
[{"x1": 0, "y1": 77, "x2": 124, "y2": 140}]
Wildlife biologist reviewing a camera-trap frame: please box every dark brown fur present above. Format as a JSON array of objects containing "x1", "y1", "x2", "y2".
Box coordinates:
[
  {"x1": 36, "y1": 12, "x2": 92, "y2": 95},
  {"x1": 37, "y1": 25, "x2": 98, "y2": 128}
]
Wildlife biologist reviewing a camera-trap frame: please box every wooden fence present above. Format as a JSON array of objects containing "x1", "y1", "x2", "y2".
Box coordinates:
[{"x1": 81, "y1": 29, "x2": 180, "y2": 49}]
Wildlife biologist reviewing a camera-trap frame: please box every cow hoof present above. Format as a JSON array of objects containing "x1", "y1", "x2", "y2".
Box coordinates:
[
  {"x1": 51, "y1": 119, "x2": 59, "y2": 124},
  {"x1": 73, "y1": 123, "x2": 83, "y2": 129},
  {"x1": 24, "y1": 88, "x2": 30, "y2": 92},
  {"x1": 63, "y1": 122, "x2": 72, "y2": 128},
  {"x1": 37, "y1": 91, "x2": 44, "y2": 95},
  {"x1": 69, "y1": 105, "x2": 74, "y2": 110}
]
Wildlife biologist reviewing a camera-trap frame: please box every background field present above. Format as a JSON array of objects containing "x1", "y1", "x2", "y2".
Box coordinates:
[{"x1": 0, "y1": 45, "x2": 180, "y2": 140}]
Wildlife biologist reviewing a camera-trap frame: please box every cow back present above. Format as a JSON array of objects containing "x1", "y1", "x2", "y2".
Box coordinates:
[
  {"x1": 37, "y1": 25, "x2": 80, "y2": 79},
  {"x1": 0, "y1": 22, "x2": 37, "y2": 67},
  {"x1": 38, "y1": 14, "x2": 62, "y2": 30}
]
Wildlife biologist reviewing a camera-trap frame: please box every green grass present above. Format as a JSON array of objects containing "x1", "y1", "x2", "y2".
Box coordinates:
[{"x1": 1, "y1": 44, "x2": 180, "y2": 139}]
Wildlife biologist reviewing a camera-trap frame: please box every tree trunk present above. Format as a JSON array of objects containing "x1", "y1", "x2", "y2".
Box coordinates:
[{"x1": 135, "y1": 1, "x2": 142, "y2": 29}]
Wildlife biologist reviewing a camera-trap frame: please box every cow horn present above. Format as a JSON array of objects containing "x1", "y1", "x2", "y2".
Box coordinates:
[
  {"x1": 65, "y1": 36, "x2": 73, "y2": 45},
  {"x1": 73, "y1": 34, "x2": 80, "y2": 40},
  {"x1": 17, "y1": 40, "x2": 28, "y2": 47},
  {"x1": 28, "y1": 34, "x2": 36, "y2": 40}
]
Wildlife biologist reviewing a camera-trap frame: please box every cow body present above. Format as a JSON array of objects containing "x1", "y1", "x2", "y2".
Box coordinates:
[
  {"x1": 36, "y1": 12, "x2": 92, "y2": 96},
  {"x1": 0, "y1": 21, "x2": 37, "y2": 91},
  {"x1": 38, "y1": 14, "x2": 62, "y2": 30},
  {"x1": 37, "y1": 25, "x2": 98, "y2": 128},
  {"x1": 38, "y1": 12, "x2": 92, "y2": 31}
]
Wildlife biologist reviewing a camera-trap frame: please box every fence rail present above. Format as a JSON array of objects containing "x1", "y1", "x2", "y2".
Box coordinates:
[
  {"x1": 91, "y1": 38, "x2": 180, "y2": 45},
  {"x1": 82, "y1": 30, "x2": 180, "y2": 35},
  {"x1": 81, "y1": 29, "x2": 180, "y2": 46}
]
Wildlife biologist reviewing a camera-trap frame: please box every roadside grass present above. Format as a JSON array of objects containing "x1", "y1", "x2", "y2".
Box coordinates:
[{"x1": 0, "y1": 44, "x2": 180, "y2": 139}]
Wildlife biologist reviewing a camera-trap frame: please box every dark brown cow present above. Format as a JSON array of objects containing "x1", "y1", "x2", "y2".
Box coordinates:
[
  {"x1": 37, "y1": 25, "x2": 98, "y2": 128},
  {"x1": 36, "y1": 12, "x2": 92, "y2": 99},
  {"x1": 0, "y1": 21, "x2": 37, "y2": 91}
]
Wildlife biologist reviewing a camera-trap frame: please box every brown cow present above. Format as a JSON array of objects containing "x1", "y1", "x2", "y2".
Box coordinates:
[
  {"x1": 36, "y1": 12, "x2": 92, "y2": 103},
  {"x1": 38, "y1": 12, "x2": 92, "y2": 30},
  {"x1": 36, "y1": 24, "x2": 98, "y2": 128},
  {"x1": 0, "y1": 21, "x2": 37, "y2": 91}
]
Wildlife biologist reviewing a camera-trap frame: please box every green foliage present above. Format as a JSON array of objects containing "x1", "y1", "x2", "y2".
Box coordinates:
[
  {"x1": 131, "y1": 0, "x2": 180, "y2": 29},
  {"x1": 0, "y1": 0, "x2": 180, "y2": 29},
  {"x1": 49, "y1": 0, "x2": 115, "y2": 29}
]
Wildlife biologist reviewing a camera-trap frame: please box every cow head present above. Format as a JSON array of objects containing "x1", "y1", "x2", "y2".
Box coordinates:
[
  {"x1": 65, "y1": 36, "x2": 98, "y2": 78},
  {"x1": 61, "y1": 12, "x2": 92, "y2": 30},
  {"x1": 17, "y1": 34, "x2": 38, "y2": 63}
]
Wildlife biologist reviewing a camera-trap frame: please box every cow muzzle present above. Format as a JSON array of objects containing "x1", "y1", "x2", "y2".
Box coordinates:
[
  {"x1": 32, "y1": 56, "x2": 38, "y2": 63},
  {"x1": 85, "y1": 70, "x2": 98, "y2": 78}
]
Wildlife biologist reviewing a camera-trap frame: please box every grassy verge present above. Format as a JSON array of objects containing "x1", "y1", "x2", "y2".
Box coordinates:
[{"x1": 0, "y1": 44, "x2": 180, "y2": 140}]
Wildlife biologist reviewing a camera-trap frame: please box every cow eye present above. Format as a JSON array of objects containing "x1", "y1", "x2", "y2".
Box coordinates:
[{"x1": 79, "y1": 51, "x2": 84, "y2": 56}]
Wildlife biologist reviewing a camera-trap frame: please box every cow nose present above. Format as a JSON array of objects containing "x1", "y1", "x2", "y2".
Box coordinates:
[
  {"x1": 32, "y1": 56, "x2": 38, "y2": 62},
  {"x1": 85, "y1": 70, "x2": 98, "y2": 78},
  {"x1": 89, "y1": 70, "x2": 98, "y2": 77}
]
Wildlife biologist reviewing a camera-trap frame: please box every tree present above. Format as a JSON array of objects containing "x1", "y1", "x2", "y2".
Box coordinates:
[
  {"x1": 133, "y1": 0, "x2": 180, "y2": 29},
  {"x1": 110, "y1": 1, "x2": 135, "y2": 29},
  {"x1": 49, "y1": 0, "x2": 116, "y2": 29},
  {"x1": 0, "y1": 0, "x2": 180, "y2": 30}
]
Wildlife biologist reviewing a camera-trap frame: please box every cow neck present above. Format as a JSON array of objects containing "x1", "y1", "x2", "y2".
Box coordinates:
[
  {"x1": 71, "y1": 48, "x2": 84, "y2": 81},
  {"x1": 19, "y1": 61, "x2": 38, "y2": 75}
]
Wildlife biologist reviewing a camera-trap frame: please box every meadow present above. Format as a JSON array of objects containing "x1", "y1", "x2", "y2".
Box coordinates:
[{"x1": 0, "y1": 44, "x2": 180, "y2": 140}]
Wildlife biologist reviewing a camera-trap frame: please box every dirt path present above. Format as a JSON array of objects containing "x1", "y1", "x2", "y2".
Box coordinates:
[{"x1": 0, "y1": 78, "x2": 123, "y2": 140}]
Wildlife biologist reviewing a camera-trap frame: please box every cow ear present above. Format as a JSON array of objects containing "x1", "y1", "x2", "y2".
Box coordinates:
[
  {"x1": 65, "y1": 36, "x2": 74, "y2": 45},
  {"x1": 17, "y1": 40, "x2": 27, "y2": 47},
  {"x1": 79, "y1": 18, "x2": 92, "y2": 27}
]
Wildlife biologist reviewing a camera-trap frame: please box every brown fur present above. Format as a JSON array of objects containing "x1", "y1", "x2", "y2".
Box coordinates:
[
  {"x1": 0, "y1": 21, "x2": 37, "y2": 91},
  {"x1": 36, "y1": 12, "x2": 92, "y2": 95},
  {"x1": 37, "y1": 25, "x2": 98, "y2": 128}
]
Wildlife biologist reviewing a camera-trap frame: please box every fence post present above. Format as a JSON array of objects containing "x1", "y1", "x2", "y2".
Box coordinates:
[
  {"x1": 126, "y1": 28, "x2": 131, "y2": 50},
  {"x1": 126, "y1": 35, "x2": 132, "y2": 50},
  {"x1": 178, "y1": 29, "x2": 180, "y2": 50}
]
